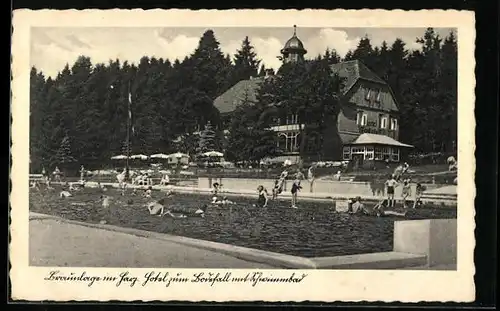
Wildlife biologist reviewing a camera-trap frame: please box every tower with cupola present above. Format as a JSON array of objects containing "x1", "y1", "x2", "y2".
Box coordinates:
[{"x1": 279, "y1": 25, "x2": 307, "y2": 63}]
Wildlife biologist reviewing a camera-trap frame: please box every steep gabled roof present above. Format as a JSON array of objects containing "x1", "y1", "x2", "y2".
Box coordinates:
[
  {"x1": 213, "y1": 60, "x2": 393, "y2": 114},
  {"x1": 213, "y1": 77, "x2": 263, "y2": 114},
  {"x1": 330, "y1": 60, "x2": 387, "y2": 94}
]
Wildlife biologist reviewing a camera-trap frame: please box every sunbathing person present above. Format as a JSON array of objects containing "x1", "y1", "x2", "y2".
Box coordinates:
[
  {"x1": 211, "y1": 196, "x2": 235, "y2": 206},
  {"x1": 374, "y1": 199, "x2": 407, "y2": 217},
  {"x1": 164, "y1": 204, "x2": 208, "y2": 219}
]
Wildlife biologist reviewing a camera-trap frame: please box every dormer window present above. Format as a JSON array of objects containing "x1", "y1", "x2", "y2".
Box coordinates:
[
  {"x1": 365, "y1": 90, "x2": 371, "y2": 101},
  {"x1": 376, "y1": 89, "x2": 382, "y2": 102}
]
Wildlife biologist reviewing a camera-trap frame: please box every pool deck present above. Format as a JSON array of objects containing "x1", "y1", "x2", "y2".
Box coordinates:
[
  {"x1": 29, "y1": 213, "x2": 273, "y2": 268},
  {"x1": 74, "y1": 182, "x2": 457, "y2": 206},
  {"x1": 29, "y1": 212, "x2": 454, "y2": 270}
]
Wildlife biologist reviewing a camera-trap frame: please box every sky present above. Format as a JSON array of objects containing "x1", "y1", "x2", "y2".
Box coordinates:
[{"x1": 31, "y1": 27, "x2": 455, "y2": 78}]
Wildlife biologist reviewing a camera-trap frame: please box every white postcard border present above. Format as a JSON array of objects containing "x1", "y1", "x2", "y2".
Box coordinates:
[{"x1": 10, "y1": 9, "x2": 476, "y2": 302}]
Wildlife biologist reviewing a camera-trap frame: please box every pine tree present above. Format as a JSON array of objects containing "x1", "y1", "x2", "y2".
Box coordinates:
[
  {"x1": 258, "y1": 64, "x2": 267, "y2": 76},
  {"x1": 439, "y1": 31, "x2": 458, "y2": 152},
  {"x1": 55, "y1": 134, "x2": 76, "y2": 168},
  {"x1": 323, "y1": 48, "x2": 341, "y2": 65},
  {"x1": 232, "y1": 36, "x2": 261, "y2": 83},
  {"x1": 351, "y1": 36, "x2": 377, "y2": 70},
  {"x1": 198, "y1": 121, "x2": 217, "y2": 154},
  {"x1": 225, "y1": 88, "x2": 278, "y2": 163}
]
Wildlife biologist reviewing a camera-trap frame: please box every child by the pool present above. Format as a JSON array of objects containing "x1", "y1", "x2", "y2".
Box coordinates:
[
  {"x1": 290, "y1": 179, "x2": 302, "y2": 208},
  {"x1": 256, "y1": 185, "x2": 268, "y2": 208},
  {"x1": 272, "y1": 178, "x2": 284, "y2": 199},
  {"x1": 385, "y1": 174, "x2": 398, "y2": 208},
  {"x1": 401, "y1": 178, "x2": 412, "y2": 208},
  {"x1": 412, "y1": 182, "x2": 426, "y2": 209},
  {"x1": 212, "y1": 183, "x2": 221, "y2": 196}
]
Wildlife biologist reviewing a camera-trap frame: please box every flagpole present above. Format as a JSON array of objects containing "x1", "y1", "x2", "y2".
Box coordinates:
[{"x1": 125, "y1": 81, "x2": 131, "y2": 182}]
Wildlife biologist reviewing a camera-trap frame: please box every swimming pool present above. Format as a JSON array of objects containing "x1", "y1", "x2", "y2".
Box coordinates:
[{"x1": 29, "y1": 187, "x2": 457, "y2": 258}]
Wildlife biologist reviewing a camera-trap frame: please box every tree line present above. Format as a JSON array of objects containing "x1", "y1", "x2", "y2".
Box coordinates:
[{"x1": 29, "y1": 27, "x2": 457, "y2": 172}]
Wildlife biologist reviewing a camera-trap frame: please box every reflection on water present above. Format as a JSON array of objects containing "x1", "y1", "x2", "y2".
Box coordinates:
[{"x1": 29, "y1": 187, "x2": 457, "y2": 258}]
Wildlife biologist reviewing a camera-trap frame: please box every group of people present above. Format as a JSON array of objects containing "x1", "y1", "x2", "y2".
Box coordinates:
[{"x1": 271, "y1": 168, "x2": 306, "y2": 208}]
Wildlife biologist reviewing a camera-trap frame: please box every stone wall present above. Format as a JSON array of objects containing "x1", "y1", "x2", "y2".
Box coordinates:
[
  {"x1": 199, "y1": 176, "x2": 422, "y2": 197},
  {"x1": 393, "y1": 219, "x2": 457, "y2": 267}
]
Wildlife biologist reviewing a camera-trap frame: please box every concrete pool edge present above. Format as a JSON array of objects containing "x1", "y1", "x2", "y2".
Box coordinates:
[{"x1": 29, "y1": 212, "x2": 429, "y2": 269}]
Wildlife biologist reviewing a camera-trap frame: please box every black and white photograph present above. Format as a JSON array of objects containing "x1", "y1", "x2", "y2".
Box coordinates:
[{"x1": 11, "y1": 9, "x2": 476, "y2": 302}]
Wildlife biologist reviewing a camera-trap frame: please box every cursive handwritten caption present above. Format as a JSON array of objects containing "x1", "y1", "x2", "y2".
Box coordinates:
[{"x1": 44, "y1": 271, "x2": 308, "y2": 288}]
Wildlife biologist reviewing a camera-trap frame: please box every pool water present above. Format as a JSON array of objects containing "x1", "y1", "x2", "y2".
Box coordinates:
[{"x1": 29, "y1": 187, "x2": 457, "y2": 258}]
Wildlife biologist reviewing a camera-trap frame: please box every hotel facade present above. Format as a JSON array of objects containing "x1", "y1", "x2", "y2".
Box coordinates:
[{"x1": 214, "y1": 26, "x2": 413, "y2": 169}]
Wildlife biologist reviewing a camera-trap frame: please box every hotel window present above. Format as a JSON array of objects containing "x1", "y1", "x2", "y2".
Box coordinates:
[
  {"x1": 356, "y1": 111, "x2": 362, "y2": 125},
  {"x1": 374, "y1": 147, "x2": 384, "y2": 160},
  {"x1": 361, "y1": 114, "x2": 368, "y2": 126},
  {"x1": 277, "y1": 132, "x2": 300, "y2": 153},
  {"x1": 343, "y1": 146, "x2": 351, "y2": 160},
  {"x1": 391, "y1": 148, "x2": 400, "y2": 162},
  {"x1": 286, "y1": 114, "x2": 299, "y2": 125},
  {"x1": 351, "y1": 147, "x2": 365, "y2": 155},
  {"x1": 365, "y1": 146, "x2": 374, "y2": 160},
  {"x1": 382, "y1": 147, "x2": 391, "y2": 160},
  {"x1": 380, "y1": 116, "x2": 388, "y2": 129},
  {"x1": 390, "y1": 118, "x2": 398, "y2": 131}
]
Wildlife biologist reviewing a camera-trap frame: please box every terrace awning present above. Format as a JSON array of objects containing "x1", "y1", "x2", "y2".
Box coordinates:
[{"x1": 347, "y1": 133, "x2": 414, "y2": 148}]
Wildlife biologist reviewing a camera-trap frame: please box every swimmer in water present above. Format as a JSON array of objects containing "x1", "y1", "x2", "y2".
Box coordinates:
[
  {"x1": 101, "y1": 195, "x2": 110, "y2": 208},
  {"x1": 165, "y1": 204, "x2": 208, "y2": 219},
  {"x1": 143, "y1": 186, "x2": 153, "y2": 198},
  {"x1": 255, "y1": 185, "x2": 269, "y2": 208},
  {"x1": 146, "y1": 200, "x2": 165, "y2": 216},
  {"x1": 59, "y1": 190, "x2": 72, "y2": 198},
  {"x1": 349, "y1": 196, "x2": 365, "y2": 214}
]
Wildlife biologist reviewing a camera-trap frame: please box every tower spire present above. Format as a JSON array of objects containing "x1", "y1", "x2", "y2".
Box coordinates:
[{"x1": 293, "y1": 25, "x2": 297, "y2": 36}]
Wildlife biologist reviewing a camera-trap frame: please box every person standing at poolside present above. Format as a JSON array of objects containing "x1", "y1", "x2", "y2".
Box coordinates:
[
  {"x1": 412, "y1": 182, "x2": 426, "y2": 209},
  {"x1": 401, "y1": 178, "x2": 412, "y2": 208},
  {"x1": 53, "y1": 166, "x2": 62, "y2": 183},
  {"x1": 385, "y1": 174, "x2": 398, "y2": 208},
  {"x1": 212, "y1": 182, "x2": 220, "y2": 196},
  {"x1": 256, "y1": 185, "x2": 268, "y2": 208},
  {"x1": 290, "y1": 179, "x2": 302, "y2": 208},
  {"x1": 307, "y1": 165, "x2": 316, "y2": 193}
]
